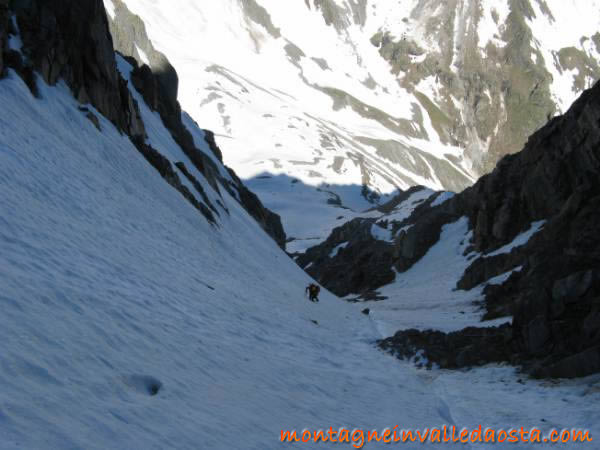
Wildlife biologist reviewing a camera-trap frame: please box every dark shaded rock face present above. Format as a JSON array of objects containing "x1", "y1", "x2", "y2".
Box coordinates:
[
  {"x1": 202, "y1": 129, "x2": 224, "y2": 164},
  {"x1": 130, "y1": 135, "x2": 216, "y2": 224},
  {"x1": 105, "y1": 0, "x2": 178, "y2": 107},
  {"x1": 391, "y1": 202, "x2": 458, "y2": 273},
  {"x1": 0, "y1": 0, "x2": 8, "y2": 75},
  {"x1": 10, "y1": 0, "x2": 144, "y2": 137},
  {"x1": 297, "y1": 217, "x2": 395, "y2": 297},
  {"x1": 2, "y1": 0, "x2": 286, "y2": 247},
  {"x1": 128, "y1": 59, "x2": 286, "y2": 246},
  {"x1": 309, "y1": 80, "x2": 600, "y2": 378},
  {"x1": 299, "y1": 186, "x2": 457, "y2": 297},
  {"x1": 378, "y1": 324, "x2": 515, "y2": 370},
  {"x1": 457, "y1": 87, "x2": 600, "y2": 254},
  {"x1": 455, "y1": 83, "x2": 600, "y2": 378},
  {"x1": 128, "y1": 59, "x2": 221, "y2": 195}
]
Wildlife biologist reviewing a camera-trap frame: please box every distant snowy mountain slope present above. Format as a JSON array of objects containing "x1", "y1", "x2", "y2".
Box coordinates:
[{"x1": 107, "y1": 0, "x2": 600, "y2": 249}]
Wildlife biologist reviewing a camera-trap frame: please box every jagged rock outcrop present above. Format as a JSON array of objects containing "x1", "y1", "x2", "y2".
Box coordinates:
[
  {"x1": 105, "y1": 0, "x2": 178, "y2": 106},
  {"x1": 129, "y1": 57, "x2": 286, "y2": 246},
  {"x1": 297, "y1": 217, "x2": 395, "y2": 297},
  {"x1": 201, "y1": 129, "x2": 224, "y2": 165},
  {"x1": 128, "y1": 60, "x2": 221, "y2": 195},
  {"x1": 130, "y1": 54, "x2": 286, "y2": 244},
  {"x1": 4, "y1": 0, "x2": 221, "y2": 224},
  {"x1": 384, "y1": 82, "x2": 600, "y2": 378},
  {"x1": 391, "y1": 201, "x2": 459, "y2": 272},
  {"x1": 9, "y1": 0, "x2": 145, "y2": 137},
  {"x1": 301, "y1": 186, "x2": 457, "y2": 296},
  {"x1": 306, "y1": 80, "x2": 600, "y2": 378},
  {"x1": 132, "y1": 136, "x2": 217, "y2": 224},
  {"x1": 103, "y1": 1, "x2": 286, "y2": 247},
  {"x1": 0, "y1": 0, "x2": 8, "y2": 75},
  {"x1": 379, "y1": 324, "x2": 515, "y2": 370}
]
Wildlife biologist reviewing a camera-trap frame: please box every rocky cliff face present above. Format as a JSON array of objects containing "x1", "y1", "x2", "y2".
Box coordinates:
[
  {"x1": 105, "y1": 0, "x2": 179, "y2": 113},
  {"x1": 10, "y1": 0, "x2": 145, "y2": 137},
  {"x1": 0, "y1": 1, "x2": 8, "y2": 75},
  {"x1": 369, "y1": 0, "x2": 559, "y2": 175},
  {"x1": 297, "y1": 216, "x2": 397, "y2": 298},
  {"x1": 305, "y1": 79, "x2": 600, "y2": 378},
  {"x1": 451, "y1": 79, "x2": 600, "y2": 377},
  {"x1": 2, "y1": 0, "x2": 285, "y2": 247}
]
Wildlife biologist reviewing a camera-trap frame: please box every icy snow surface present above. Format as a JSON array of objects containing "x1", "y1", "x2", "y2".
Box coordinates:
[
  {"x1": 365, "y1": 218, "x2": 501, "y2": 336},
  {"x1": 370, "y1": 223, "x2": 392, "y2": 242},
  {"x1": 364, "y1": 217, "x2": 549, "y2": 338},
  {"x1": 329, "y1": 242, "x2": 348, "y2": 258},
  {"x1": 430, "y1": 191, "x2": 455, "y2": 207},
  {"x1": 486, "y1": 220, "x2": 546, "y2": 257},
  {"x1": 384, "y1": 188, "x2": 434, "y2": 223}
]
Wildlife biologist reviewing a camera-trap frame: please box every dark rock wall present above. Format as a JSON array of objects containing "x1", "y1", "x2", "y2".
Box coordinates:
[
  {"x1": 106, "y1": 0, "x2": 178, "y2": 104},
  {"x1": 10, "y1": 0, "x2": 145, "y2": 137},
  {"x1": 129, "y1": 60, "x2": 221, "y2": 195},
  {"x1": 0, "y1": 0, "x2": 8, "y2": 75},
  {"x1": 307, "y1": 80, "x2": 600, "y2": 377},
  {"x1": 301, "y1": 188, "x2": 460, "y2": 297},
  {"x1": 127, "y1": 59, "x2": 286, "y2": 246},
  {"x1": 457, "y1": 83, "x2": 600, "y2": 253},
  {"x1": 379, "y1": 324, "x2": 515, "y2": 370},
  {"x1": 452, "y1": 82, "x2": 600, "y2": 377},
  {"x1": 297, "y1": 217, "x2": 395, "y2": 297}
]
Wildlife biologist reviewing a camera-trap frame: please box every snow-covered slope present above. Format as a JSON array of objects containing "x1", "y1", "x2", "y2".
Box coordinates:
[
  {"x1": 3, "y1": 65, "x2": 600, "y2": 450},
  {"x1": 0, "y1": 70, "x2": 417, "y2": 449},
  {"x1": 107, "y1": 0, "x2": 600, "y2": 248}
]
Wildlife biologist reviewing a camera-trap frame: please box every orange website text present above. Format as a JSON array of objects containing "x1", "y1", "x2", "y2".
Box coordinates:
[{"x1": 280, "y1": 425, "x2": 592, "y2": 448}]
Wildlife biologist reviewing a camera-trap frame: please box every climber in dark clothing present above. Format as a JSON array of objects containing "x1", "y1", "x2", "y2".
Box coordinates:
[{"x1": 306, "y1": 283, "x2": 320, "y2": 302}]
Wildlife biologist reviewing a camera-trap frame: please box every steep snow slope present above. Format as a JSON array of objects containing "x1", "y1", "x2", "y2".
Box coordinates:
[
  {"x1": 367, "y1": 217, "x2": 514, "y2": 338},
  {"x1": 108, "y1": 0, "x2": 600, "y2": 248},
  {"x1": 0, "y1": 70, "x2": 420, "y2": 449},
  {"x1": 3, "y1": 67, "x2": 600, "y2": 448}
]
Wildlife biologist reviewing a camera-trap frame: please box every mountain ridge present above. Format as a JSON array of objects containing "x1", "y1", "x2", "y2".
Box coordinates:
[{"x1": 111, "y1": 0, "x2": 600, "y2": 248}]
